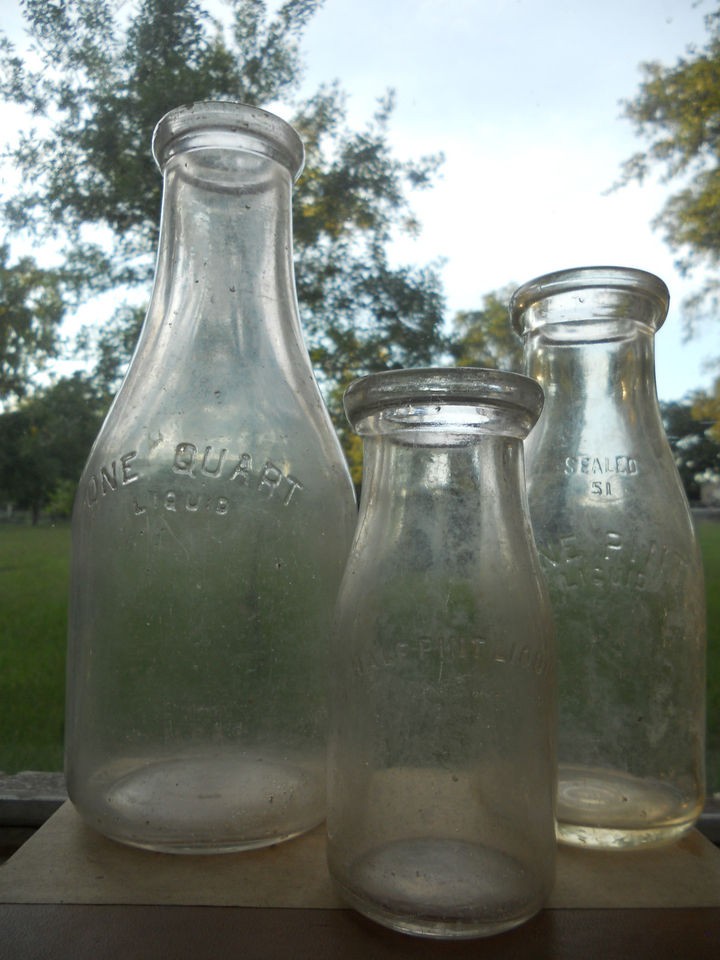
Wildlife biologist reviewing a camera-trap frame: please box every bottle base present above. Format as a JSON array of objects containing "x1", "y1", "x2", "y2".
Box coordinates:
[
  {"x1": 331, "y1": 837, "x2": 545, "y2": 939},
  {"x1": 70, "y1": 749, "x2": 324, "y2": 853},
  {"x1": 557, "y1": 765, "x2": 700, "y2": 850}
]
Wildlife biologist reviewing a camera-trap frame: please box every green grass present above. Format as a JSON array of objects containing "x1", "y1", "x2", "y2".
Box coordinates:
[
  {"x1": 697, "y1": 519, "x2": 720, "y2": 795},
  {"x1": 0, "y1": 519, "x2": 719, "y2": 794},
  {"x1": 0, "y1": 522, "x2": 70, "y2": 772}
]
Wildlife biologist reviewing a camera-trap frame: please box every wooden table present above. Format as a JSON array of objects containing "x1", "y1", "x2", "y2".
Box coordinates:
[{"x1": 1, "y1": 803, "x2": 719, "y2": 959}]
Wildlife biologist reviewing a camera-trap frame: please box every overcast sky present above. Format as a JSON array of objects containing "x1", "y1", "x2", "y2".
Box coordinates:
[{"x1": 1, "y1": 0, "x2": 718, "y2": 400}]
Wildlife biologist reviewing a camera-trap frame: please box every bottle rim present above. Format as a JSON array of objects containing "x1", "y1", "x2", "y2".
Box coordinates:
[
  {"x1": 343, "y1": 366, "x2": 544, "y2": 432},
  {"x1": 510, "y1": 266, "x2": 670, "y2": 336},
  {"x1": 152, "y1": 101, "x2": 305, "y2": 180}
]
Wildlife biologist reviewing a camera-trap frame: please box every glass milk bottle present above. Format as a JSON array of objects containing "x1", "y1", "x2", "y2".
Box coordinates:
[
  {"x1": 511, "y1": 266, "x2": 706, "y2": 849},
  {"x1": 327, "y1": 367, "x2": 556, "y2": 939},
  {"x1": 65, "y1": 102, "x2": 357, "y2": 853}
]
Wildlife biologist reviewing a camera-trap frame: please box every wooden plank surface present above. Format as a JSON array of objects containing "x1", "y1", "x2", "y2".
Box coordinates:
[{"x1": 1, "y1": 802, "x2": 719, "y2": 909}]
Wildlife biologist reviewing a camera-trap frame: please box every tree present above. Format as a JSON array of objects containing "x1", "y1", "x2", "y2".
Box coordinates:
[
  {"x1": 617, "y1": 6, "x2": 720, "y2": 326},
  {"x1": 0, "y1": 373, "x2": 108, "y2": 522},
  {"x1": 448, "y1": 285, "x2": 524, "y2": 373},
  {"x1": 0, "y1": 242, "x2": 66, "y2": 401},
  {"x1": 661, "y1": 396, "x2": 720, "y2": 500},
  {"x1": 0, "y1": 0, "x2": 446, "y2": 413},
  {"x1": 691, "y1": 376, "x2": 720, "y2": 445}
]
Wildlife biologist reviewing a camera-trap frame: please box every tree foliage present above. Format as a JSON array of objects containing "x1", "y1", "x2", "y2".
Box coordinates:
[
  {"x1": 0, "y1": 0, "x2": 446, "y2": 412},
  {"x1": 618, "y1": 6, "x2": 720, "y2": 322},
  {"x1": 0, "y1": 373, "x2": 108, "y2": 522},
  {"x1": 661, "y1": 396, "x2": 720, "y2": 500},
  {"x1": 448, "y1": 285, "x2": 523, "y2": 373},
  {"x1": 0, "y1": 242, "x2": 66, "y2": 401},
  {"x1": 691, "y1": 376, "x2": 720, "y2": 445}
]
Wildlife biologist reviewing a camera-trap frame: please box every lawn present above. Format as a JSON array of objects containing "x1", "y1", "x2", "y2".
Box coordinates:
[
  {"x1": 1, "y1": 518, "x2": 719, "y2": 796},
  {"x1": 0, "y1": 522, "x2": 70, "y2": 772},
  {"x1": 697, "y1": 518, "x2": 720, "y2": 794}
]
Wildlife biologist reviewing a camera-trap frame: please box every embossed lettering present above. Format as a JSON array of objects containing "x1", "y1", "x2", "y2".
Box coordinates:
[
  {"x1": 120, "y1": 451, "x2": 139, "y2": 485},
  {"x1": 258, "y1": 461, "x2": 284, "y2": 497},
  {"x1": 134, "y1": 488, "x2": 232, "y2": 516},
  {"x1": 84, "y1": 450, "x2": 140, "y2": 507},
  {"x1": 605, "y1": 532, "x2": 622, "y2": 557},
  {"x1": 85, "y1": 476, "x2": 99, "y2": 506},
  {"x1": 230, "y1": 453, "x2": 253, "y2": 484},
  {"x1": 173, "y1": 442, "x2": 197, "y2": 476},
  {"x1": 541, "y1": 529, "x2": 689, "y2": 595},
  {"x1": 565, "y1": 454, "x2": 639, "y2": 477},
  {"x1": 201, "y1": 445, "x2": 227, "y2": 477},
  {"x1": 170, "y1": 442, "x2": 302, "y2": 505},
  {"x1": 100, "y1": 462, "x2": 118, "y2": 494},
  {"x1": 353, "y1": 633, "x2": 548, "y2": 678},
  {"x1": 283, "y1": 475, "x2": 303, "y2": 506}
]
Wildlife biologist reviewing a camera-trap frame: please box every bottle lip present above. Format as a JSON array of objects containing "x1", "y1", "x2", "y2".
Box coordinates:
[
  {"x1": 344, "y1": 366, "x2": 544, "y2": 434},
  {"x1": 152, "y1": 101, "x2": 305, "y2": 180},
  {"x1": 510, "y1": 265, "x2": 670, "y2": 336}
]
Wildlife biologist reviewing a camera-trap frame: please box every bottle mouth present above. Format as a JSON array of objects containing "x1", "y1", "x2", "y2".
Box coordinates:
[
  {"x1": 152, "y1": 101, "x2": 305, "y2": 180},
  {"x1": 510, "y1": 266, "x2": 669, "y2": 338},
  {"x1": 343, "y1": 367, "x2": 544, "y2": 440}
]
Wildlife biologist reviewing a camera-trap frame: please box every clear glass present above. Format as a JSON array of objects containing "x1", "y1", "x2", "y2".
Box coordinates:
[
  {"x1": 511, "y1": 266, "x2": 706, "y2": 850},
  {"x1": 327, "y1": 367, "x2": 556, "y2": 940},
  {"x1": 65, "y1": 102, "x2": 357, "y2": 853}
]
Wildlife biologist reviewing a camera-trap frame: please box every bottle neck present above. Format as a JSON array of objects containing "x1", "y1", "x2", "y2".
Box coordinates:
[
  {"x1": 357, "y1": 433, "x2": 531, "y2": 549},
  {"x1": 142, "y1": 147, "x2": 306, "y2": 370},
  {"x1": 525, "y1": 322, "x2": 660, "y2": 414},
  {"x1": 523, "y1": 322, "x2": 674, "y2": 476}
]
